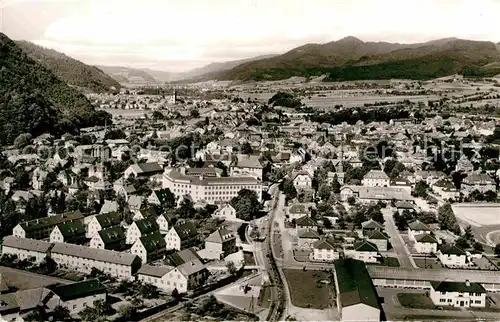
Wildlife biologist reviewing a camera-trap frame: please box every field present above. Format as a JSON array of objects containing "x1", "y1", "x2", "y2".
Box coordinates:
[
  {"x1": 302, "y1": 94, "x2": 439, "y2": 109},
  {"x1": 451, "y1": 203, "x2": 500, "y2": 227},
  {"x1": 283, "y1": 269, "x2": 335, "y2": 309},
  {"x1": 397, "y1": 293, "x2": 437, "y2": 309}
]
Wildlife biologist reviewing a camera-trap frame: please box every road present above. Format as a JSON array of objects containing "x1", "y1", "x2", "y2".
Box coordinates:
[{"x1": 382, "y1": 208, "x2": 416, "y2": 268}]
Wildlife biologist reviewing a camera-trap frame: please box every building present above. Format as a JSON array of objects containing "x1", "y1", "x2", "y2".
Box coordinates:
[
  {"x1": 124, "y1": 162, "x2": 163, "y2": 179},
  {"x1": 163, "y1": 168, "x2": 262, "y2": 204},
  {"x1": 86, "y1": 212, "x2": 122, "y2": 238},
  {"x1": 287, "y1": 203, "x2": 311, "y2": 221},
  {"x1": 407, "y1": 220, "x2": 432, "y2": 240},
  {"x1": 148, "y1": 188, "x2": 174, "y2": 206},
  {"x1": 131, "y1": 232, "x2": 167, "y2": 263},
  {"x1": 297, "y1": 229, "x2": 321, "y2": 249},
  {"x1": 212, "y1": 203, "x2": 237, "y2": 221},
  {"x1": 229, "y1": 154, "x2": 263, "y2": 180},
  {"x1": 366, "y1": 230, "x2": 389, "y2": 252},
  {"x1": 311, "y1": 239, "x2": 340, "y2": 262},
  {"x1": 346, "y1": 241, "x2": 379, "y2": 263},
  {"x1": 334, "y1": 259, "x2": 381, "y2": 321},
  {"x1": 361, "y1": 219, "x2": 384, "y2": 235},
  {"x1": 429, "y1": 280, "x2": 486, "y2": 308},
  {"x1": 202, "y1": 228, "x2": 237, "y2": 260},
  {"x1": 90, "y1": 226, "x2": 127, "y2": 251},
  {"x1": 50, "y1": 243, "x2": 141, "y2": 281},
  {"x1": 413, "y1": 234, "x2": 439, "y2": 254},
  {"x1": 292, "y1": 170, "x2": 313, "y2": 190},
  {"x1": 165, "y1": 222, "x2": 198, "y2": 250},
  {"x1": 13, "y1": 211, "x2": 84, "y2": 239},
  {"x1": 461, "y1": 173, "x2": 496, "y2": 195},
  {"x1": 49, "y1": 221, "x2": 86, "y2": 245},
  {"x1": 126, "y1": 217, "x2": 160, "y2": 245},
  {"x1": 47, "y1": 279, "x2": 107, "y2": 314},
  {"x1": 340, "y1": 186, "x2": 413, "y2": 203},
  {"x1": 2, "y1": 236, "x2": 53, "y2": 263},
  {"x1": 295, "y1": 216, "x2": 318, "y2": 232},
  {"x1": 437, "y1": 244, "x2": 469, "y2": 267},
  {"x1": 362, "y1": 170, "x2": 390, "y2": 187}
]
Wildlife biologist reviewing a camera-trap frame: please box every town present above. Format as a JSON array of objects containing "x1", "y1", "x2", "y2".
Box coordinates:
[{"x1": 0, "y1": 74, "x2": 499, "y2": 322}]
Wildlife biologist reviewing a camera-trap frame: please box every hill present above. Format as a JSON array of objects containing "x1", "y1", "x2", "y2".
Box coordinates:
[
  {"x1": 16, "y1": 41, "x2": 121, "y2": 92},
  {"x1": 97, "y1": 65, "x2": 159, "y2": 84},
  {"x1": 216, "y1": 37, "x2": 500, "y2": 81},
  {"x1": 0, "y1": 33, "x2": 109, "y2": 144}
]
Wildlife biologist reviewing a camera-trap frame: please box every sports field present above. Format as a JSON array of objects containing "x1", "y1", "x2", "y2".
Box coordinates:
[{"x1": 451, "y1": 203, "x2": 500, "y2": 227}]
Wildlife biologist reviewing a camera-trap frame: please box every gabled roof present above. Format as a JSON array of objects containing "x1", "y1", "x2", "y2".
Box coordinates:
[
  {"x1": 50, "y1": 279, "x2": 106, "y2": 301},
  {"x1": 415, "y1": 233, "x2": 438, "y2": 244},
  {"x1": 313, "y1": 239, "x2": 336, "y2": 250},
  {"x1": 231, "y1": 154, "x2": 262, "y2": 169},
  {"x1": 137, "y1": 264, "x2": 174, "y2": 278},
  {"x1": 363, "y1": 170, "x2": 389, "y2": 180},
  {"x1": 51, "y1": 242, "x2": 140, "y2": 266},
  {"x1": 298, "y1": 228, "x2": 321, "y2": 239},
  {"x1": 56, "y1": 221, "x2": 86, "y2": 239},
  {"x1": 98, "y1": 226, "x2": 126, "y2": 245},
  {"x1": 2, "y1": 236, "x2": 53, "y2": 253},
  {"x1": 367, "y1": 230, "x2": 389, "y2": 240},
  {"x1": 288, "y1": 203, "x2": 308, "y2": 214},
  {"x1": 430, "y1": 280, "x2": 485, "y2": 293},
  {"x1": 134, "y1": 217, "x2": 159, "y2": 234},
  {"x1": 335, "y1": 259, "x2": 380, "y2": 309},
  {"x1": 19, "y1": 211, "x2": 83, "y2": 233},
  {"x1": 167, "y1": 248, "x2": 203, "y2": 266},
  {"x1": 95, "y1": 212, "x2": 121, "y2": 228},
  {"x1": 131, "y1": 162, "x2": 163, "y2": 174},
  {"x1": 354, "y1": 240, "x2": 378, "y2": 252},
  {"x1": 295, "y1": 215, "x2": 318, "y2": 227},
  {"x1": 205, "y1": 228, "x2": 236, "y2": 244},
  {"x1": 361, "y1": 219, "x2": 384, "y2": 230},
  {"x1": 139, "y1": 232, "x2": 166, "y2": 253},
  {"x1": 439, "y1": 243, "x2": 466, "y2": 256},
  {"x1": 173, "y1": 222, "x2": 198, "y2": 240},
  {"x1": 152, "y1": 188, "x2": 174, "y2": 205},
  {"x1": 408, "y1": 220, "x2": 431, "y2": 232}
]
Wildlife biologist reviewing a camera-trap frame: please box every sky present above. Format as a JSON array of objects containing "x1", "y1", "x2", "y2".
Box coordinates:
[{"x1": 1, "y1": 0, "x2": 500, "y2": 72}]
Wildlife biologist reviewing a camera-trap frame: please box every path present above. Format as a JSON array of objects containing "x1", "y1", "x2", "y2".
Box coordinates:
[{"x1": 382, "y1": 208, "x2": 416, "y2": 268}]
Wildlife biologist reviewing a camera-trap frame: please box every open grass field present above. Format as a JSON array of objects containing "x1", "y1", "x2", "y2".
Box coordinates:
[
  {"x1": 397, "y1": 293, "x2": 437, "y2": 309},
  {"x1": 451, "y1": 203, "x2": 500, "y2": 227},
  {"x1": 283, "y1": 269, "x2": 335, "y2": 309}
]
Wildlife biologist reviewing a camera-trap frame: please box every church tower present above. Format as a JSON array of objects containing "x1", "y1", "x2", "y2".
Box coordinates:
[{"x1": 338, "y1": 143, "x2": 344, "y2": 174}]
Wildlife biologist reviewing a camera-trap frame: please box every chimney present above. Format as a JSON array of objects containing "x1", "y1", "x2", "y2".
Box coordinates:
[{"x1": 465, "y1": 280, "x2": 470, "y2": 287}]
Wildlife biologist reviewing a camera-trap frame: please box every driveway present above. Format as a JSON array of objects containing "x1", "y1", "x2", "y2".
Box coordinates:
[{"x1": 382, "y1": 208, "x2": 416, "y2": 268}]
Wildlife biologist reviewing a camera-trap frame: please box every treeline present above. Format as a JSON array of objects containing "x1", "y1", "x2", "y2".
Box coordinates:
[{"x1": 308, "y1": 107, "x2": 410, "y2": 125}]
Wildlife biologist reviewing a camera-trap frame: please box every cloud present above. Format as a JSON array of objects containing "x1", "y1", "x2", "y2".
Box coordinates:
[{"x1": 7, "y1": 0, "x2": 500, "y2": 71}]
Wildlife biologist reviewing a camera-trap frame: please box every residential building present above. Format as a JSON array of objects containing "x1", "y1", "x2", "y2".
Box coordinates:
[
  {"x1": 295, "y1": 216, "x2": 318, "y2": 232},
  {"x1": 311, "y1": 239, "x2": 340, "y2": 262},
  {"x1": 461, "y1": 173, "x2": 496, "y2": 195},
  {"x1": 297, "y1": 229, "x2": 321, "y2": 249},
  {"x1": 163, "y1": 168, "x2": 262, "y2": 204},
  {"x1": 362, "y1": 170, "x2": 390, "y2": 187},
  {"x1": 49, "y1": 221, "x2": 86, "y2": 245},
  {"x1": 126, "y1": 217, "x2": 160, "y2": 245},
  {"x1": 437, "y1": 244, "x2": 469, "y2": 267},
  {"x1": 229, "y1": 154, "x2": 263, "y2": 180},
  {"x1": 131, "y1": 232, "x2": 167, "y2": 263},
  {"x1": 346, "y1": 241, "x2": 379, "y2": 263},
  {"x1": 407, "y1": 220, "x2": 432, "y2": 240},
  {"x1": 165, "y1": 222, "x2": 198, "y2": 250},
  {"x1": 90, "y1": 226, "x2": 127, "y2": 251},
  {"x1": 287, "y1": 203, "x2": 311, "y2": 221},
  {"x1": 292, "y1": 170, "x2": 313, "y2": 190},
  {"x1": 148, "y1": 188, "x2": 174, "y2": 206},
  {"x1": 13, "y1": 211, "x2": 84, "y2": 239},
  {"x1": 429, "y1": 280, "x2": 486, "y2": 308},
  {"x1": 2, "y1": 236, "x2": 53, "y2": 263},
  {"x1": 340, "y1": 186, "x2": 413, "y2": 203},
  {"x1": 202, "y1": 228, "x2": 237, "y2": 260},
  {"x1": 361, "y1": 219, "x2": 384, "y2": 235},
  {"x1": 50, "y1": 243, "x2": 141, "y2": 281},
  {"x1": 86, "y1": 212, "x2": 122, "y2": 238},
  {"x1": 413, "y1": 234, "x2": 439, "y2": 254},
  {"x1": 124, "y1": 162, "x2": 163, "y2": 179},
  {"x1": 212, "y1": 203, "x2": 237, "y2": 221},
  {"x1": 334, "y1": 259, "x2": 381, "y2": 321},
  {"x1": 366, "y1": 230, "x2": 389, "y2": 252},
  {"x1": 47, "y1": 279, "x2": 107, "y2": 314}
]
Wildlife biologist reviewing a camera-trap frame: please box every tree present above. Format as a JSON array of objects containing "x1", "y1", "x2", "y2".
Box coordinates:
[
  {"x1": 239, "y1": 142, "x2": 253, "y2": 154},
  {"x1": 52, "y1": 305, "x2": 71, "y2": 321},
  {"x1": 231, "y1": 189, "x2": 261, "y2": 221},
  {"x1": 438, "y1": 204, "x2": 460, "y2": 235},
  {"x1": 495, "y1": 243, "x2": 500, "y2": 257},
  {"x1": 323, "y1": 218, "x2": 332, "y2": 229},
  {"x1": 281, "y1": 179, "x2": 297, "y2": 202},
  {"x1": 413, "y1": 181, "x2": 428, "y2": 198},
  {"x1": 473, "y1": 241, "x2": 484, "y2": 253},
  {"x1": 464, "y1": 225, "x2": 474, "y2": 241},
  {"x1": 347, "y1": 196, "x2": 356, "y2": 205},
  {"x1": 152, "y1": 110, "x2": 165, "y2": 120},
  {"x1": 171, "y1": 288, "x2": 182, "y2": 301},
  {"x1": 139, "y1": 283, "x2": 159, "y2": 299},
  {"x1": 118, "y1": 304, "x2": 137, "y2": 321},
  {"x1": 176, "y1": 198, "x2": 196, "y2": 219},
  {"x1": 484, "y1": 190, "x2": 498, "y2": 202},
  {"x1": 331, "y1": 175, "x2": 341, "y2": 193},
  {"x1": 226, "y1": 261, "x2": 237, "y2": 275},
  {"x1": 190, "y1": 109, "x2": 200, "y2": 118},
  {"x1": 318, "y1": 184, "x2": 331, "y2": 201},
  {"x1": 455, "y1": 236, "x2": 469, "y2": 249},
  {"x1": 13, "y1": 133, "x2": 32, "y2": 149}
]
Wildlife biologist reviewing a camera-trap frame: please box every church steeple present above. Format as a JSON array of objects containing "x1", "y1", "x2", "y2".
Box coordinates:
[{"x1": 338, "y1": 143, "x2": 344, "y2": 174}]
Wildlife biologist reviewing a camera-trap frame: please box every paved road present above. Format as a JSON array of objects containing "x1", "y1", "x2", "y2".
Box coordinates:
[{"x1": 382, "y1": 208, "x2": 416, "y2": 269}]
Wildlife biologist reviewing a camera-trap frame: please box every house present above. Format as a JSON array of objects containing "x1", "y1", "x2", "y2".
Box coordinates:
[
  {"x1": 126, "y1": 217, "x2": 160, "y2": 245},
  {"x1": 455, "y1": 159, "x2": 474, "y2": 173},
  {"x1": 124, "y1": 162, "x2": 163, "y2": 179},
  {"x1": 295, "y1": 215, "x2": 318, "y2": 232},
  {"x1": 292, "y1": 170, "x2": 313, "y2": 190},
  {"x1": 362, "y1": 170, "x2": 390, "y2": 187},
  {"x1": 138, "y1": 249, "x2": 209, "y2": 293},
  {"x1": 47, "y1": 279, "x2": 107, "y2": 314},
  {"x1": 165, "y1": 222, "x2": 198, "y2": 250},
  {"x1": 432, "y1": 179, "x2": 460, "y2": 200},
  {"x1": 407, "y1": 220, "x2": 432, "y2": 240},
  {"x1": 148, "y1": 188, "x2": 174, "y2": 207},
  {"x1": 394, "y1": 201, "x2": 415, "y2": 214},
  {"x1": 461, "y1": 173, "x2": 496, "y2": 196},
  {"x1": 287, "y1": 203, "x2": 311, "y2": 221},
  {"x1": 429, "y1": 280, "x2": 486, "y2": 308},
  {"x1": 131, "y1": 232, "x2": 167, "y2": 263},
  {"x1": 413, "y1": 234, "x2": 439, "y2": 254},
  {"x1": 437, "y1": 244, "x2": 469, "y2": 267},
  {"x1": 366, "y1": 230, "x2": 389, "y2": 252},
  {"x1": 334, "y1": 259, "x2": 381, "y2": 321},
  {"x1": 50, "y1": 243, "x2": 141, "y2": 281},
  {"x1": 49, "y1": 221, "x2": 86, "y2": 245},
  {"x1": 13, "y1": 211, "x2": 84, "y2": 239},
  {"x1": 156, "y1": 213, "x2": 171, "y2": 233},
  {"x1": 229, "y1": 154, "x2": 263, "y2": 180},
  {"x1": 90, "y1": 226, "x2": 127, "y2": 251},
  {"x1": 212, "y1": 203, "x2": 237, "y2": 221},
  {"x1": 311, "y1": 239, "x2": 340, "y2": 262},
  {"x1": 361, "y1": 219, "x2": 384, "y2": 235},
  {"x1": 297, "y1": 229, "x2": 321, "y2": 249},
  {"x1": 346, "y1": 241, "x2": 379, "y2": 263},
  {"x1": 202, "y1": 228, "x2": 237, "y2": 260},
  {"x1": 2, "y1": 236, "x2": 53, "y2": 263},
  {"x1": 86, "y1": 212, "x2": 122, "y2": 238},
  {"x1": 0, "y1": 287, "x2": 53, "y2": 319}
]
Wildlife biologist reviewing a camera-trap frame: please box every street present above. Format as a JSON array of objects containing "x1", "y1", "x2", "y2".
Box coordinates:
[{"x1": 382, "y1": 208, "x2": 416, "y2": 268}]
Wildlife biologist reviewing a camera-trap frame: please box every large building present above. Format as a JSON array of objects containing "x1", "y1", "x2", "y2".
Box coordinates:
[
  {"x1": 429, "y1": 280, "x2": 486, "y2": 308},
  {"x1": 163, "y1": 167, "x2": 262, "y2": 204},
  {"x1": 13, "y1": 211, "x2": 84, "y2": 239},
  {"x1": 334, "y1": 258, "x2": 381, "y2": 321}
]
